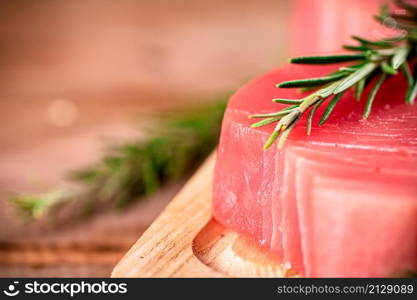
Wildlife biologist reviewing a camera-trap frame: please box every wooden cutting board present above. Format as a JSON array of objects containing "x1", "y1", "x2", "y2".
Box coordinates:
[{"x1": 112, "y1": 153, "x2": 294, "y2": 278}]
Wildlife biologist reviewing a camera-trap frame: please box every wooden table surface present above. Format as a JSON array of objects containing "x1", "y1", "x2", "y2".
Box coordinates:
[{"x1": 112, "y1": 154, "x2": 293, "y2": 278}]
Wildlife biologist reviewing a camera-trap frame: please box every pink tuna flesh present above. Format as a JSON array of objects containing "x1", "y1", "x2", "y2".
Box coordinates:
[{"x1": 212, "y1": 63, "x2": 417, "y2": 277}]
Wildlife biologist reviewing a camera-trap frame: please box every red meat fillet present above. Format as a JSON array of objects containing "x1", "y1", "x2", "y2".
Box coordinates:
[{"x1": 212, "y1": 63, "x2": 417, "y2": 277}]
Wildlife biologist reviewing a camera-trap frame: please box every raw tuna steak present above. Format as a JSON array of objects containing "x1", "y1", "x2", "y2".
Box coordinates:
[
  {"x1": 291, "y1": 0, "x2": 389, "y2": 55},
  {"x1": 212, "y1": 63, "x2": 417, "y2": 277}
]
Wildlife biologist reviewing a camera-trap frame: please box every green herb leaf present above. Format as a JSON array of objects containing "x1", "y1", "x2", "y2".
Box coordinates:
[
  {"x1": 249, "y1": 108, "x2": 296, "y2": 119},
  {"x1": 401, "y1": 62, "x2": 414, "y2": 86},
  {"x1": 278, "y1": 118, "x2": 299, "y2": 149},
  {"x1": 392, "y1": 46, "x2": 411, "y2": 69},
  {"x1": 263, "y1": 129, "x2": 280, "y2": 150},
  {"x1": 339, "y1": 63, "x2": 366, "y2": 72},
  {"x1": 277, "y1": 72, "x2": 347, "y2": 88},
  {"x1": 381, "y1": 61, "x2": 398, "y2": 74},
  {"x1": 272, "y1": 98, "x2": 304, "y2": 104},
  {"x1": 343, "y1": 45, "x2": 370, "y2": 51},
  {"x1": 352, "y1": 35, "x2": 392, "y2": 48},
  {"x1": 319, "y1": 92, "x2": 345, "y2": 126},
  {"x1": 334, "y1": 63, "x2": 378, "y2": 94},
  {"x1": 406, "y1": 76, "x2": 417, "y2": 104},
  {"x1": 251, "y1": 116, "x2": 281, "y2": 128},
  {"x1": 307, "y1": 99, "x2": 323, "y2": 135},
  {"x1": 355, "y1": 79, "x2": 366, "y2": 101},
  {"x1": 363, "y1": 73, "x2": 387, "y2": 119},
  {"x1": 290, "y1": 54, "x2": 367, "y2": 64},
  {"x1": 263, "y1": 110, "x2": 300, "y2": 150}
]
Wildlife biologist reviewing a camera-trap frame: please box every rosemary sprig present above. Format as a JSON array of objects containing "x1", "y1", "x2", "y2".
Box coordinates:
[
  {"x1": 251, "y1": 0, "x2": 417, "y2": 149},
  {"x1": 10, "y1": 97, "x2": 228, "y2": 220}
]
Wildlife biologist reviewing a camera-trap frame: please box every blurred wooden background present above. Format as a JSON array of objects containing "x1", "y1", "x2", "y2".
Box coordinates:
[{"x1": 0, "y1": 0, "x2": 290, "y2": 277}]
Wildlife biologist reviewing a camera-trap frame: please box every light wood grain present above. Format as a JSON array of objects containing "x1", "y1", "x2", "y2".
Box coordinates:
[
  {"x1": 112, "y1": 153, "x2": 293, "y2": 278},
  {"x1": 112, "y1": 154, "x2": 221, "y2": 277}
]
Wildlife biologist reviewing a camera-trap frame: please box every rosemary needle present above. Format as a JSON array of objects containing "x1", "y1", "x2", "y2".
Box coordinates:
[
  {"x1": 333, "y1": 63, "x2": 378, "y2": 94},
  {"x1": 290, "y1": 54, "x2": 367, "y2": 64},
  {"x1": 351, "y1": 35, "x2": 392, "y2": 48},
  {"x1": 401, "y1": 62, "x2": 413, "y2": 86},
  {"x1": 392, "y1": 46, "x2": 410, "y2": 69},
  {"x1": 278, "y1": 118, "x2": 299, "y2": 149},
  {"x1": 363, "y1": 73, "x2": 387, "y2": 119},
  {"x1": 343, "y1": 45, "x2": 369, "y2": 51},
  {"x1": 251, "y1": 116, "x2": 281, "y2": 128},
  {"x1": 319, "y1": 92, "x2": 345, "y2": 126},
  {"x1": 406, "y1": 77, "x2": 417, "y2": 104},
  {"x1": 277, "y1": 72, "x2": 347, "y2": 88},
  {"x1": 355, "y1": 79, "x2": 366, "y2": 101},
  {"x1": 381, "y1": 61, "x2": 398, "y2": 75},
  {"x1": 272, "y1": 98, "x2": 304, "y2": 104},
  {"x1": 307, "y1": 99, "x2": 324, "y2": 135}
]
